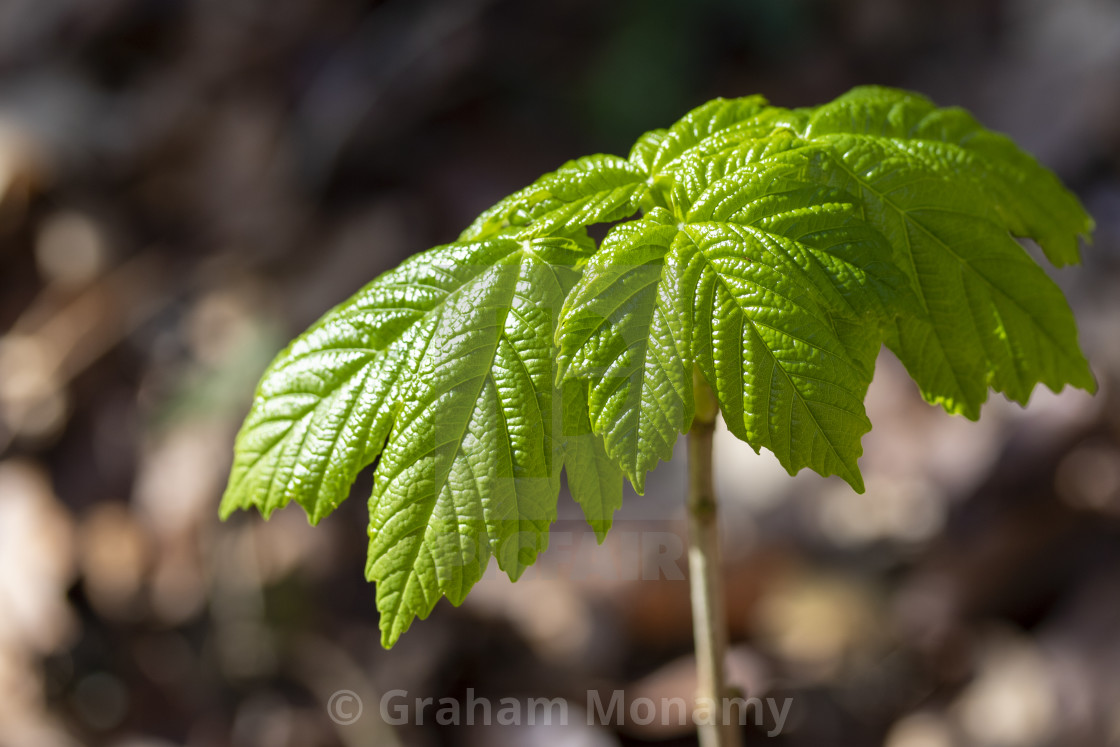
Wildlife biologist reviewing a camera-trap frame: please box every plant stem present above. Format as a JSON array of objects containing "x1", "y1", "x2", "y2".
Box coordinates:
[{"x1": 687, "y1": 369, "x2": 741, "y2": 747}]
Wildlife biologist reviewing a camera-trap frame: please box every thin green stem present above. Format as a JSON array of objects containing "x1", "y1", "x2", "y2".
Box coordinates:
[{"x1": 687, "y1": 368, "x2": 741, "y2": 747}]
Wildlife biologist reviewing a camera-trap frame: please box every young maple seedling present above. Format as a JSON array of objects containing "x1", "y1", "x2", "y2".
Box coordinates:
[{"x1": 221, "y1": 87, "x2": 1093, "y2": 746}]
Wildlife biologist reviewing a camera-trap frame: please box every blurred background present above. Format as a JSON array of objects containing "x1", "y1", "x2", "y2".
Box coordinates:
[{"x1": 1, "y1": 0, "x2": 1119, "y2": 745}]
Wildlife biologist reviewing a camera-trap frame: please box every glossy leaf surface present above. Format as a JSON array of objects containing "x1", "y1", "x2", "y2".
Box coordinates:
[{"x1": 223, "y1": 86, "x2": 1094, "y2": 646}]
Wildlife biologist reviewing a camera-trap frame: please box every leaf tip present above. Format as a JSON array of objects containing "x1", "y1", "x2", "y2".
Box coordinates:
[
  {"x1": 627, "y1": 472, "x2": 647, "y2": 496},
  {"x1": 373, "y1": 585, "x2": 413, "y2": 650},
  {"x1": 217, "y1": 500, "x2": 239, "y2": 522},
  {"x1": 589, "y1": 522, "x2": 612, "y2": 544},
  {"x1": 379, "y1": 623, "x2": 402, "y2": 650},
  {"x1": 843, "y1": 469, "x2": 866, "y2": 494},
  {"x1": 218, "y1": 485, "x2": 250, "y2": 521}
]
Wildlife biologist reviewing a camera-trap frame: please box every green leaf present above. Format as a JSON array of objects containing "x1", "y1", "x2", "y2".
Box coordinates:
[
  {"x1": 646, "y1": 95, "x2": 776, "y2": 173},
  {"x1": 223, "y1": 85, "x2": 1094, "y2": 648},
  {"x1": 562, "y1": 380, "x2": 624, "y2": 542},
  {"x1": 219, "y1": 240, "x2": 503, "y2": 525},
  {"x1": 559, "y1": 166, "x2": 909, "y2": 492},
  {"x1": 460, "y1": 154, "x2": 647, "y2": 241},
  {"x1": 628, "y1": 128, "x2": 668, "y2": 173},
  {"x1": 222, "y1": 235, "x2": 596, "y2": 646},
  {"x1": 558, "y1": 212, "x2": 696, "y2": 493},
  {"x1": 366, "y1": 242, "x2": 564, "y2": 646},
  {"x1": 800, "y1": 131, "x2": 1094, "y2": 416},
  {"x1": 806, "y1": 86, "x2": 1094, "y2": 266}
]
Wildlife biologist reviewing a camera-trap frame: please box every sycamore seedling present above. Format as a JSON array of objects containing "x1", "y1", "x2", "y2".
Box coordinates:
[{"x1": 220, "y1": 87, "x2": 1093, "y2": 658}]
